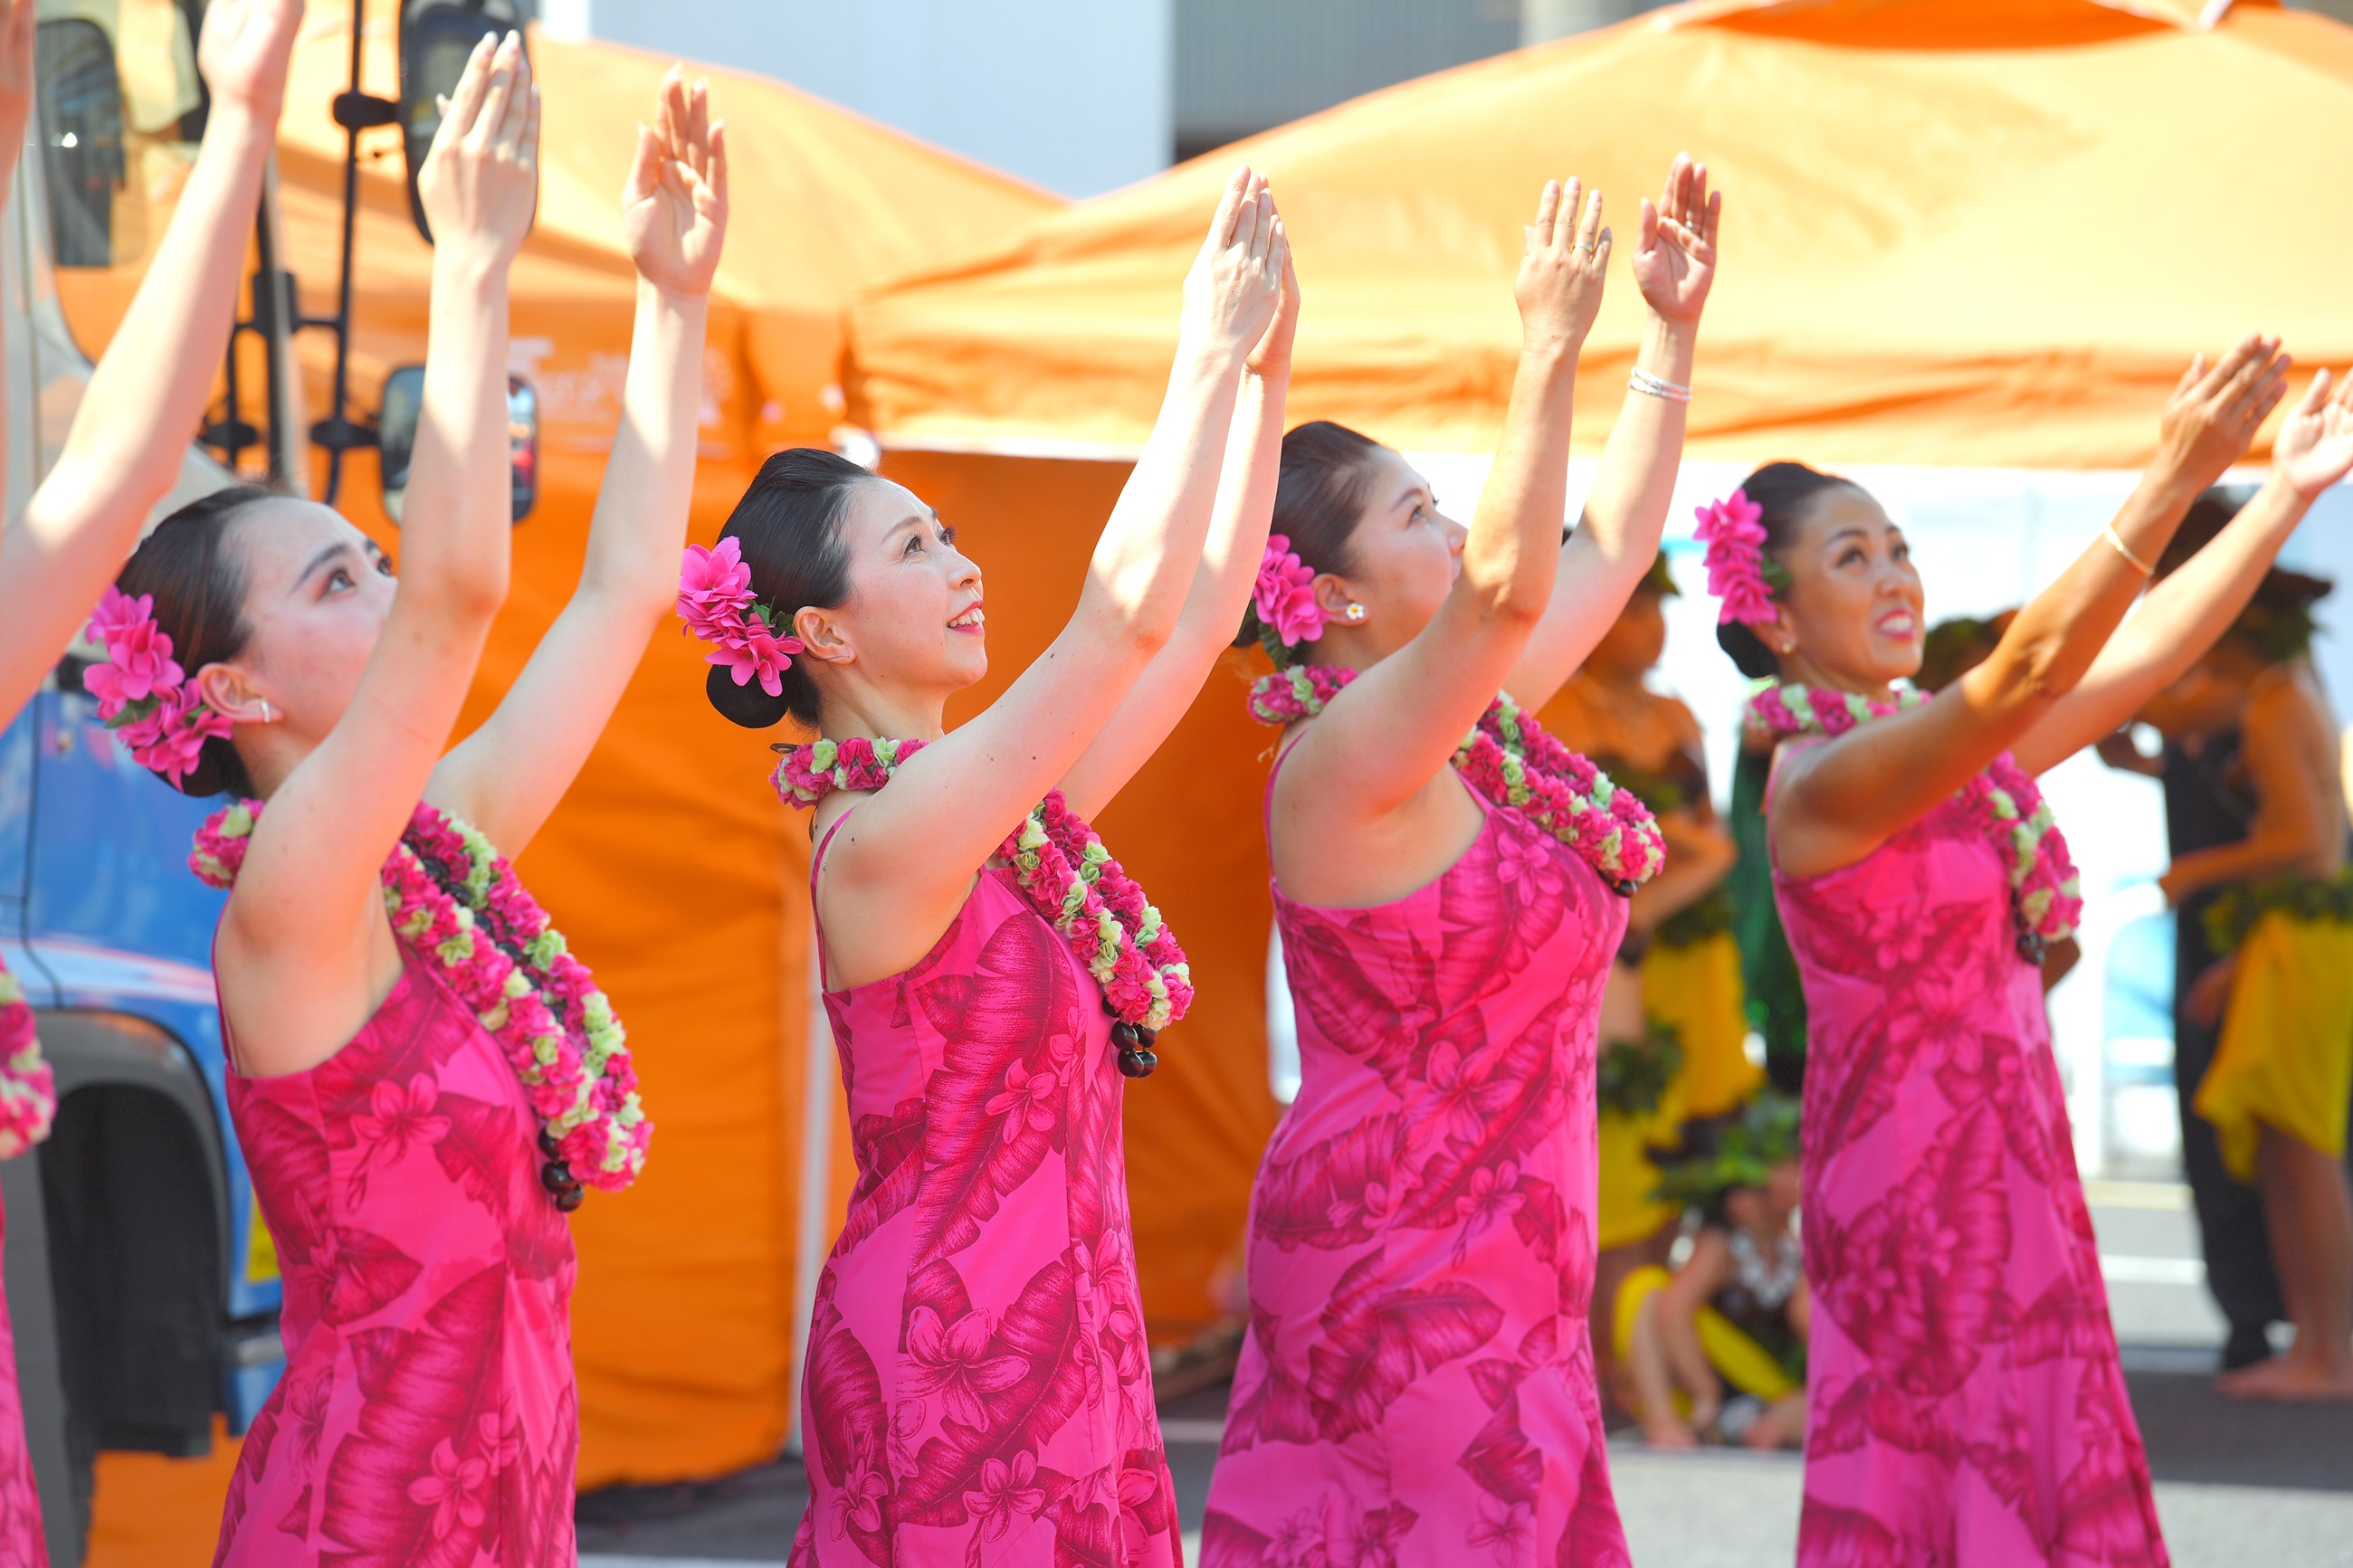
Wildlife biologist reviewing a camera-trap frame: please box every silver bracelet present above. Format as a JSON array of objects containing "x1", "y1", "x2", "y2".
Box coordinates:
[
  {"x1": 1629, "y1": 366, "x2": 1691, "y2": 403},
  {"x1": 2102, "y1": 521, "x2": 2156, "y2": 576}
]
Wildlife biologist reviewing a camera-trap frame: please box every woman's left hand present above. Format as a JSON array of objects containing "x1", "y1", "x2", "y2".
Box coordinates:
[
  {"x1": 625, "y1": 67, "x2": 729, "y2": 298},
  {"x1": 1631, "y1": 153, "x2": 1720, "y2": 328},
  {"x1": 2272, "y1": 367, "x2": 2353, "y2": 502},
  {"x1": 2186, "y1": 954, "x2": 2238, "y2": 1029}
]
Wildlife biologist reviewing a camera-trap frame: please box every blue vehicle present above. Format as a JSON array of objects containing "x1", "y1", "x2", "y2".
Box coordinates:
[{"x1": 3, "y1": 3, "x2": 540, "y2": 1560}]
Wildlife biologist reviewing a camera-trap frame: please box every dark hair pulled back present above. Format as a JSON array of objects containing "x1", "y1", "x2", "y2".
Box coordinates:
[
  {"x1": 1714, "y1": 461, "x2": 1864, "y2": 680},
  {"x1": 2155, "y1": 487, "x2": 2334, "y2": 667},
  {"x1": 112, "y1": 484, "x2": 275, "y2": 797},
  {"x1": 704, "y1": 448, "x2": 875, "y2": 728},
  {"x1": 1234, "y1": 421, "x2": 1385, "y2": 665}
]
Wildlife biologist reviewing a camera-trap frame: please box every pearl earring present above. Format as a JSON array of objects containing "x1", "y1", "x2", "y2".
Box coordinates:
[{"x1": 1345, "y1": 603, "x2": 1367, "y2": 622}]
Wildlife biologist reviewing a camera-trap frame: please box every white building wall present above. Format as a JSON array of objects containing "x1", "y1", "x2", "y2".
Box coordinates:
[{"x1": 553, "y1": 0, "x2": 1173, "y2": 199}]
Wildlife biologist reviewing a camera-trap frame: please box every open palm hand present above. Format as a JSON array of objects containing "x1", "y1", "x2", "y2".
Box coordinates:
[
  {"x1": 2273, "y1": 368, "x2": 2353, "y2": 500},
  {"x1": 625, "y1": 67, "x2": 729, "y2": 298},
  {"x1": 1630, "y1": 154, "x2": 1720, "y2": 327},
  {"x1": 196, "y1": 0, "x2": 303, "y2": 120}
]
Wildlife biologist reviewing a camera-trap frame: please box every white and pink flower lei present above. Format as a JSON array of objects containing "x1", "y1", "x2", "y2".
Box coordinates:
[
  {"x1": 1247, "y1": 667, "x2": 1667, "y2": 894},
  {"x1": 678, "y1": 535, "x2": 806, "y2": 697},
  {"x1": 81, "y1": 584, "x2": 236, "y2": 787},
  {"x1": 1746, "y1": 681, "x2": 2083, "y2": 959},
  {"x1": 774, "y1": 736, "x2": 1192, "y2": 1073},
  {"x1": 0, "y1": 959, "x2": 57, "y2": 1162},
  {"x1": 192, "y1": 800, "x2": 650, "y2": 1204}
]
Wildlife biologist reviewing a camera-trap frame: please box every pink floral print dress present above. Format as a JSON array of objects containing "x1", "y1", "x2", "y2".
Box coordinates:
[
  {"x1": 1202, "y1": 756, "x2": 1631, "y2": 1568},
  {"x1": 791, "y1": 811, "x2": 1181, "y2": 1567},
  {"x1": 214, "y1": 945, "x2": 578, "y2": 1567},
  {"x1": 0, "y1": 955, "x2": 50, "y2": 1565},
  {"x1": 1773, "y1": 755, "x2": 2167, "y2": 1565}
]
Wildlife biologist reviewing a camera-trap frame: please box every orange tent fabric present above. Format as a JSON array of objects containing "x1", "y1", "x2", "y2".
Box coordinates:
[
  {"x1": 259, "y1": 8, "x2": 1057, "y2": 1487},
  {"x1": 836, "y1": 0, "x2": 2353, "y2": 1354},
  {"x1": 847, "y1": 0, "x2": 2348, "y2": 470}
]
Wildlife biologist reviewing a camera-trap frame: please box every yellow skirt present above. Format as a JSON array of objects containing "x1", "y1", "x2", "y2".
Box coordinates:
[
  {"x1": 1611, "y1": 1263, "x2": 1798, "y2": 1404},
  {"x1": 2196, "y1": 909, "x2": 2353, "y2": 1182},
  {"x1": 1596, "y1": 1084, "x2": 1684, "y2": 1250},
  {"x1": 1644, "y1": 932, "x2": 1762, "y2": 1119}
]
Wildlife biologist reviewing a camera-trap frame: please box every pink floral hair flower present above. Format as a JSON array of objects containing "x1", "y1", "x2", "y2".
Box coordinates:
[
  {"x1": 81, "y1": 587, "x2": 186, "y2": 717},
  {"x1": 678, "y1": 537, "x2": 807, "y2": 696},
  {"x1": 117, "y1": 687, "x2": 233, "y2": 788},
  {"x1": 1694, "y1": 489, "x2": 1778, "y2": 629},
  {"x1": 1253, "y1": 534, "x2": 1328, "y2": 649}
]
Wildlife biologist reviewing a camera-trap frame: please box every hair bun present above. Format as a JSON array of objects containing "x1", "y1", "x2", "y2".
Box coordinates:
[{"x1": 705, "y1": 664, "x2": 796, "y2": 729}]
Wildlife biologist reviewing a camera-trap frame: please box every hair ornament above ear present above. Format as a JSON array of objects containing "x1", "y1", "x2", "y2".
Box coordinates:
[
  {"x1": 81, "y1": 585, "x2": 235, "y2": 788},
  {"x1": 1694, "y1": 488, "x2": 1777, "y2": 628},
  {"x1": 1252, "y1": 533, "x2": 1329, "y2": 649},
  {"x1": 678, "y1": 535, "x2": 806, "y2": 698}
]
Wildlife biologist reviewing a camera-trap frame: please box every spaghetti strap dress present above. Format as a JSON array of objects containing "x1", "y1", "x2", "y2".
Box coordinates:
[
  {"x1": 1770, "y1": 746, "x2": 2167, "y2": 1566},
  {"x1": 0, "y1": 957, "x2": 52, "y2": 1564},
  {"x1": 789, "y1": 808, "x2": 1182, "y2": 1568},
  {"x1": 1202, "y1": 746, "x2": 1631, "y2": 1568},
  {"x1": 214, "y1": 944, "x2": 579, "y2": 1568}
]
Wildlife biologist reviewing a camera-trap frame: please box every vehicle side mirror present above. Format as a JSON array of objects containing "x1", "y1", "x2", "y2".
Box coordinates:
[
  {"x1": 376, "y1": 366, "x2": 538, "y2": 525},
  {"x1": 397, "y1": 1, "x2": 538, "y2": 245},
  {"x1": 33, "y1": 17, "x2": 129, "y2": 268}
]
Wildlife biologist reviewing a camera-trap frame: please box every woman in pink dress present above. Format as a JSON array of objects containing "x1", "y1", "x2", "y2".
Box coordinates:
[
  {"x1": 0, "y1": 2, "x2": 305, "y2": 1557},
  {"x1": 1203, "y1": 157, "x2": 1722, "y2": 1568},
  {"x1": 81, "y1": 39, "x2": 730, "y2": 1564},
  {"x1": 1712, "y1": 341, "x2": 2353, "y2": 1563},
  {"x1": 690, "y1": 171, "x2": 1291, "y2": 1566}
]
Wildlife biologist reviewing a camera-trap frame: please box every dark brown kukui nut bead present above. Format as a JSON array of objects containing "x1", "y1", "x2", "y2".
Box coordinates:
[
  {"x1": 540, "y1": 1160, "x2": 575, "y2": 1194},
  {"x1": 1117, "y1": 1048, "x2": 1157, "y2": 1079},
  {"x1": 554, "y1": 1183, "x2": 585, "y2": 1213}
]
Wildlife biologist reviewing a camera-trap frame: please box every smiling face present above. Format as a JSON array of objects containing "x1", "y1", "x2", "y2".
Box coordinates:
[
  {"x1": 193, "y1": 498, "x2": 398, "y2": 756},
  {"x1": 1769, "y1": 486, "x2": 1925, "y2": 690},
  {"x1": 795, "y1": 478, "x2": 987, "y2": 709},
  {"x1": 1315, "y1": 446, "x2": 1467, "y2": 655}
]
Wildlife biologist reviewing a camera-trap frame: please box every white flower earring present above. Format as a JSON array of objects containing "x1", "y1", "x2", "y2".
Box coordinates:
[{"x1": 1345, "y1": 603, "x2": 1367, "y2": 622}]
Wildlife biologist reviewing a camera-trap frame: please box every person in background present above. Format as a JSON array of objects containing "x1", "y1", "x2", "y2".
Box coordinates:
[
  {"x1": 2099, "y1": 491, "x2": 2294, "y2": 1373},
  {"x1": 1544, "y1": 550, "x2": 1755, "y2": 1393},
  {"x1": 2145, "y1": 556, "x2": 2353, "y2": 1399},
  {"x1": 1616, "y1": 1094, "x2": 1807, "y2": 1451}
]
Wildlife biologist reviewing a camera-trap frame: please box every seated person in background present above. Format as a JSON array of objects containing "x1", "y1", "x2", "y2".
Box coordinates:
[{"x1": 1615, "y1": 1095, "x2": 1808, "y2": 1450}]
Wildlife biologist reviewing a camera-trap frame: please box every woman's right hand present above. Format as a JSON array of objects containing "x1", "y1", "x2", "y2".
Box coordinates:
[
  {"x1": 1178, "y1": 166, "x2": 1284, "y2": 366},
  {"x1": 1515, "y1": 177, "x2": 1610, "y2": 358},
  {"x1": 415, "y1": 32, "x2": 540, "y2": 267},
  {"x1": 195, "y1": 0, "x2": 304, "y2": 126}
]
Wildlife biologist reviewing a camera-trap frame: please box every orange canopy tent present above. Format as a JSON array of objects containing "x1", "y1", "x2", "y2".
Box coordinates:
[
  {"x1": 834, "y1": 0, "x2": 2353, "y2": 1365},
  {"x1": 850, "y1": 0, "x2": 2350, "y2": 470},
  {"x1": 258, "y1": 7, "x2": 1055, "y2": 1490}
]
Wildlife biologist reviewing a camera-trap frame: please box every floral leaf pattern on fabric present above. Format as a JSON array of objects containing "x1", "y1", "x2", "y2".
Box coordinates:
[
  {"x1": 1776, "y1": 784, "x2": 2167, "y2": 1565},
  {"x1": 1207, "y1": 784, "x2": 1630, "y2": 1563},
  {"x1": 215, "y1": 947, "x2": 578, "y2": 1568},
  {"x1": 795, "y1": 850, "x2": 1178, "y2": 1566}
]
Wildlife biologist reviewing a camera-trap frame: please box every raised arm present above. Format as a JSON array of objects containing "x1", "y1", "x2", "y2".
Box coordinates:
[
  {"x1": 1058, "y1": 221, "x2": 1296, "y2": 819},
  {"x1": 1509, "y1": 155, "x2": 1719, "y2": 711},
  {"x1": 813, "y1": 173, "x2": 1278, "y2": 920},
  {"x1": 220, "y1": 36, "x2": 535, "y2": 993},
  {"x1": 1283, "y1": 179, "x2": 1608, "y2": 820},
  {"x1": 432, "y1": 67, "x2": 728, "y2": 853},
  {"x1": 1774, "y1": 338, "x2": 2290, "y2": 878},
  {"x1": 0, "y1": 0, "x2": 300, "y2": 721},
  {"x1": 2013, "y1": 369, "x2": 2353, "y2": 775}
]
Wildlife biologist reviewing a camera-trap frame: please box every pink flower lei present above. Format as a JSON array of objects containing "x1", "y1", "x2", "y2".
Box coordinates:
[
  {"x1": 192, "y1": 800, "x2": 650, "y2": 1207},
  {"x1": 1744, "y1": 681, "x2": 2083, "y2": 960},
  {"x1": 1247, "y1": 667, "x2": 1668, "y2": 894},
  {"x1": 81, "y1": 584, "x2": 236, "y2": 788},
  {"x1": 0, "y1": 958, "x2": 57, "y2": 1162},
  {"x1": 774, "y1": 736, "x2": 1192, "y2": 1077},
  {"x1": 677, "y1": 535, "x2": 807, "y2": 698},
  {"x1": 1695, "y1": 489, "x2": 1778, "y2": 630}
]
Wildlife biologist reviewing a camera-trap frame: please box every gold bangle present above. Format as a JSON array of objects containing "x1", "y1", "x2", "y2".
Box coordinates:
[{"x1": 2101, "y1": 522, "x2": 2156, "y2": 576}]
